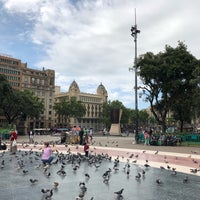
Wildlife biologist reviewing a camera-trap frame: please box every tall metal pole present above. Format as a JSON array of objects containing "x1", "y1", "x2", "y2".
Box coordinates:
[{"x1": 131, "y1": 9, "x2": 140, "y2": 144}]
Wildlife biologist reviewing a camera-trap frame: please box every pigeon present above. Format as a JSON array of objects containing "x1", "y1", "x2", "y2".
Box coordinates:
[
  {"x1": 167, "y1": 165, "x2": 171, "y2": 170},
  {"x1": 79, "y1": 182, "x2": 87, "y2": 193},
  {"x1": 35, "y1": 164, "x2": 41, "y2": 169},
  {"x1": 1, "y1": 160, "x2": 5, "y2": 168},
  {"x1": 30, "y1": 178, "x2": 38, "y2": 184},
  {"x1": 22, "y1": 169, "x2": 29, "y2": 174},
  {"x1": 43, "y1": 164, "x2": 50, "y2": 170},
  {"x1": 51, "y1": 158, "x2": 58, "y2": 164},
  {"x1": 142, "y1": 169, "x2": 146, "y2": 175},
  {"x1": 79, "y1": 182, "x2": 85, "y2": 187},
  {"x1": 156, "y1": 179, "x2": 163, "y2": 185},
  {"x1": 103, "y1": 175, "x2": 110, "y2": 184},
  {"x1": 85, "y1": 173, "x2": 90, "y2": 179},
  {"x1": 76, "y1": 193, "x2": 84, "y2": 200},
  {"x1": 126, "y1": 167, "x2": 130, "y2": 175},
  {"x1": 46, "y1": 172, "x2": 51, "y2": 177},
  {"x1": 53, "y1": 182, "x2": 59, "y2": 188},
  {"x1": 41, "y1": 188, "x2": 51, "y2": 193},
  {"x1": 94, "y1": 163, "x2": 101, "y2": 169},
  {"x1": 155, "y1": 150, "x2": 159, "y2": 155},
  {"x1": 57, "y1": 169, "x2": 66, "y2": 176},
  {"x1": 114, "y1": 188, "x2": 124, "y2": 195},
  {"x1": 171, "y1": 170, "x2": 177, "y2": 176},
  {"x1": 45, "y1": 189, "x2": 53, "y2": 199},
  {"x1": 129, "y1": 153, "x2": 134, "y2": 158},
  {"x1": 160, "y1": 166, "x2": 165, "y2": 170},
  {"x1": 190, "y1": 168, "x2": 198, "y2": 173},
  {"x1": 73, "y1": 165, "x2": 79, "y2": 171},
  {"x1": 135, "y1": 173, "x2": 141, "y2": 179},
  {"x1": 183, "y1": 176, "x2": 189, "y2": 183},
  {"x1": 192, "y1": 159, "x2": 198, "y2": 164}
]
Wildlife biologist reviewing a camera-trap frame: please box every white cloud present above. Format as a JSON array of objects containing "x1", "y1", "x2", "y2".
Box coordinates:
[
  {"x1": 3, "y1": 0, "x2": 41, "y2": 13},
  {"x1": 1, "y1": 0, "x2": 200, "y2": 109}
]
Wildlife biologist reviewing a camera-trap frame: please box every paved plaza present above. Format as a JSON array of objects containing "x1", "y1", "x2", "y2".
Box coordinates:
[{"x1": 0, "y1": 134, "x2": 200, "y2": 200}]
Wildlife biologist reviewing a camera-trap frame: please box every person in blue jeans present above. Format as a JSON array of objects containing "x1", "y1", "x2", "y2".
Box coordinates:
[{"x1": 41, "y1": 142, "x2": 55, "y2": 164}]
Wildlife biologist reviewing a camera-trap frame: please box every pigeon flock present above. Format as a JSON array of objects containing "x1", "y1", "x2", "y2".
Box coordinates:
[{"x1": 0, "y1": 140, "x2": 200, "y2": 200}]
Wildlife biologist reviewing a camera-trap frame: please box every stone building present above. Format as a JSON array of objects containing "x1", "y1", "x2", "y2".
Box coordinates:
[
  {"x1": 21, "y1": 67, "x2": 55, "y2": 133},
  {"x1": 54, "y1": 80, "x2": 108, "y2": 131},
  {"x1": 0, "y1": 54, "x2": 55, "y2": 134}
]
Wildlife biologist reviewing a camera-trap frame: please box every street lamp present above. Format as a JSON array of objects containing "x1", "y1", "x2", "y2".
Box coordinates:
[{"x1": 130, "y1": 9, "x2": 140, "y2": 144}]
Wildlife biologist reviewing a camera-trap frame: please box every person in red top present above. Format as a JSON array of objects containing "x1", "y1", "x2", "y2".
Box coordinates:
[
  {"x1": 10, "y1": 129, "x2": 18, "y2": 154},
  {"x1": 84, "y1": 142, "x2": 89, "y2": 157}
]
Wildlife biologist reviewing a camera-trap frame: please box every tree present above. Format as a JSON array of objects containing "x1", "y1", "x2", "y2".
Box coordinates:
[
  {"x1": 53, "y1": 97, "x2": 86, "y2": 127},
  {"x1": 68, "y1": 97, "x2": 86, "y2": 119},
  {"x1": 20, "y1": 90, "x2": 44, "y2": 120},
  {"x1": 100, "y1": 101, "x2": 112, "y2": 129},
  {"x1": 138, "y1": 42, "x2": 200, "y2": 132},
  {"x1": 129, "y1": 109, "x2": 150, "y2": 130},
  {"x1": 0, "y1": 74, "x2": 12, "y2": 105},
  {"x1": 0, "y1": 75, "x2": 44, "y2": 125},
  {"x1": 100, "y1": 100, "x2": 136, "y2": 132},
  {"x1": 138, "y1": 110, "x2": 150, "y2": 128},
  {"x1": 0, "y1": 88, "x2": 44, "y2": 125}
]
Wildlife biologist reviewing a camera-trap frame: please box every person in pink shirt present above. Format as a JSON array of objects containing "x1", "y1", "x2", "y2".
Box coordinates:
[{"x1": 41, "y1": 142, "x2": 55, "y2": 164}]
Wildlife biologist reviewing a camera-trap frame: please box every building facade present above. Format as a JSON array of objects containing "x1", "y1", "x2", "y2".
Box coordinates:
[
  {"x1": 0, "y1": 54, "x2": 55, "y2": 134},
  {"x1": 21, "y1": 67, "x2": 55, "y2": 133},
  {"x1": 54, "y1": 80, "x2": 108, "y2": 131}
]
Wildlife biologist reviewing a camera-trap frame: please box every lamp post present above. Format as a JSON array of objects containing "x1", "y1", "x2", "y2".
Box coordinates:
[{"x1": 130, "y1": 9, "x2": 140, "y2": 144}]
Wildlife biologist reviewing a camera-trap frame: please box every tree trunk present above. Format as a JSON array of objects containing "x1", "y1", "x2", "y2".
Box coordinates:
[{"x1": 180, "y1": 120, "x2": 184, "y2": 132}]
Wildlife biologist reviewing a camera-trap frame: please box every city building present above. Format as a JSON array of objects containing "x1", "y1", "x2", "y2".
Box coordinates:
[
  {"x1": 54, "y1": 80, "x2": 108, "y2": 131},
  {"x1": 0, "y1": 54, "x2": 55, "y2": 134}
]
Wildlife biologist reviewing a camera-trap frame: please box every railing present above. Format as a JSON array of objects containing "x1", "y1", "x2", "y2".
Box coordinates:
[{"x1": 138, "y1": 133, "x2": 200, "y2": 144}]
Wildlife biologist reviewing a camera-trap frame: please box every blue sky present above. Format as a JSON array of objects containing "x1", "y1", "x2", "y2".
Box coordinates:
[{"x1": 0, "y1": 0, "x2": 200, "y2": 109}]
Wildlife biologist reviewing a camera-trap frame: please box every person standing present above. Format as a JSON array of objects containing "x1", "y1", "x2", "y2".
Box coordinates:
[
  {"x1": 83, "y1": 128, "x2": 88, "y2": 144},
  {"x1": 79, "y1": 127, "x2": 84, "y2": 145},
  {"x1": 149, "y1": 128, "x2": 153, "y2": 143},
  {"x1": 60, "y1": 131, "x2": 66, "y2": 144},
  {"x1": 10, "y1": 129, "x2": 17, "y2": 154},
  {"x1": 29, "y1": 130, "x2": 34, "y2": 144},
  {"x1": 144, "y1": 130, "x2": 150, "y2": 145},
  {"x1": 89, "y1": 128, "x2": 93, "y2": 142},
  {"x1": 84, "y1": 142, "x2": 89, "y2": 157}
]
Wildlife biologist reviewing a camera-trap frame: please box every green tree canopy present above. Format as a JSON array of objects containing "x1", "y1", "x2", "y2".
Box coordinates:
[
  {"x1": 138, "y1": 41, "x2": 200, "y2": 132},
  {"x1": 53, "y1": 97, "x2": 86, "y2": 127},
  {"x1": 0, "y1": 75, "x2": 44, "y2": 125}
]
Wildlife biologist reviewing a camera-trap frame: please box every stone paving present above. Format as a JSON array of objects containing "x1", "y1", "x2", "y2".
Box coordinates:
[
  {"x1": 0, "y1": 134, "x2": 200, "y2": 200},
  {"x1": 3, "y1": 134, "x2": 200, "y2": 175}
]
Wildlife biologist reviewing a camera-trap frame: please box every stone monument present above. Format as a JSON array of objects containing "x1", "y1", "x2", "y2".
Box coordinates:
[{"x1": 109, "y1": 108, "x2": 122, "y2": 135}]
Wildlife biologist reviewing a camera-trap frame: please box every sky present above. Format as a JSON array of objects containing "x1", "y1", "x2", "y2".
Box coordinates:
[{"x1": 0, "y1": 0, "x2": 200, "y2": 110}]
